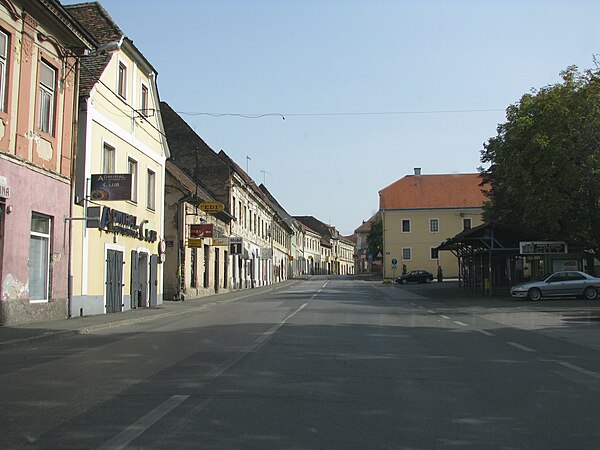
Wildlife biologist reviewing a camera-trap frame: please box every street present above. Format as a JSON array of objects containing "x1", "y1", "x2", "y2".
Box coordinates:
[{"x1": 3, "y1": 277, "x2": 600, "y2": 449}]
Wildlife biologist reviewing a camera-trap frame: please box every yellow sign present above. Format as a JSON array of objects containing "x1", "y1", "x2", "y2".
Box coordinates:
[
  {"x1": 199, "y1": 201, "x2": 224, "y2": 213},
  {"x1": 212, "y1": 237, "x2": 229, "y2": 246},
  {"x1": 188, "y1": 238, "x2": 203, "y2": 248}
]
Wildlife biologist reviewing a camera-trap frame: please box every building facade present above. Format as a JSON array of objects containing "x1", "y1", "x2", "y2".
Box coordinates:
[
  {"x1": 338, "y1": 236, "x2": 355, "y2": 275},
  {"x1": 163, "y1": 161, "x2": 233, "y2": 300},
  {"x1": 353, "y1": 213, "x2": 380, "y2": 274},
  {"x1": 298, "y1": 222, "x2": 322, "y2": 275},
  {"x1": 295, "y1": 215, "x2": 355, "y2": 276},
  {"x1": 379, "y1": 169, "x2": 486, "y2": 280},
  {"x1": 259, "y1": 184, "x2": 294, "y2": 283},
  {"x1": 0, "y1": 0, "x2": 93, "y2": 324},
  {"x1": 67, "y1": 3, "x2": 169, "y2": 317},
  {"x1": 160, "y1": 102, "x2": 281, "y2": 293}
]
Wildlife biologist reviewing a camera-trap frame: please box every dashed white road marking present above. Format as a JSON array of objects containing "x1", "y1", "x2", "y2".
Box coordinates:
[
  {"x1": 507, "y1": 342, "x2": 536, "y2": 352},
  {"x1": 257, "y1": 303, "x2": 308, "y2": 344},
  {"x1": 282, "y1": 302, "x2": 308, "y2": 323},
  {"x1": 558, "y1": 362, "x2": 600, "y2": 380},
  {"x1": 476, "y1": 329, "x2": 495, "y2": 337},
  {"x1": 453, "y1": 321, "x2": 469, "y2": 327},
  {"x1": 99, "y1": 395, "x2": 189, "y2": 450},
  {"x1": 101, "y1": 293, "x2": 316, "y2": 448},
  {"x1": 439, "y1": 315, "x2": 451, "y2": 320}
]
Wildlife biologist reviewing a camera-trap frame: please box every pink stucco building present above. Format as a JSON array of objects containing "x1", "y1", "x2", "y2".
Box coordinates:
[{"x1": 0, "y1": 1, "x2": 94, "y2": 324}]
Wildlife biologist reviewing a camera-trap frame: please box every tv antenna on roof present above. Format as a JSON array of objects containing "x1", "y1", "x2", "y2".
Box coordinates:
[{"x1": 260, "y1": 170, "x2": 271, "y2": 184}]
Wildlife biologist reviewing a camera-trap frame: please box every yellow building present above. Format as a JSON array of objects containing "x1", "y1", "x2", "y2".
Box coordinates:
[
  {"x1": 379, "y1": 169, "x2": 486, "y2": 280},
  {"x1": 67, "y1": 4, "x2": 169, "y2": 316}
]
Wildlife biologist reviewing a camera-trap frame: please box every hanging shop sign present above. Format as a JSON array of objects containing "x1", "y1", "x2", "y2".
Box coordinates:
[
  {"x1": 519, "y1": 241, "x2": 568, "y2": 255},
  {"x1": 188, "y1": 238, "x2": 203, "y2": 248},
  {"x1": 190, "y1": 223, "x2": 213, "y2": 238},
  {"x1": 99, "y1": 206, "x2": 157, "y2": 242},
  {"x1": 90, "y1": 174, "x2": 132, "y2": 201},
  {"x1": 229, "y1": 236, "x2": 243, "y2": 255},
  {"x1": 199, "y1": 201, "x2": 224, "y2": 213},
  {"x1": 212, "y1": 237, "x2": 229, "y2": 246}
]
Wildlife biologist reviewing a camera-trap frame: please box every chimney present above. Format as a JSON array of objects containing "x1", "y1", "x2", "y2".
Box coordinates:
[{"x1": 414, "y1": 168, "x2": 422, "y2": 176}]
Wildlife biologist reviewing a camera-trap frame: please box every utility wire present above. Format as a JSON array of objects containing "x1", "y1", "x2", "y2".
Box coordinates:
[{"x1": 177, "y1": 108, "x2": 504, "y2": 120}]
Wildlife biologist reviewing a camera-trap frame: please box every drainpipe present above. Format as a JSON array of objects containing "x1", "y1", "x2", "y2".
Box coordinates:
[{"x1": 67, "y1": 58, "x2": 83, "y2": 319}]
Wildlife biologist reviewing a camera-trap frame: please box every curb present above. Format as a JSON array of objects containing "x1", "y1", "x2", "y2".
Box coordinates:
[{"x1": 0, "y1": 279, "x2": 302, "y2": 351}]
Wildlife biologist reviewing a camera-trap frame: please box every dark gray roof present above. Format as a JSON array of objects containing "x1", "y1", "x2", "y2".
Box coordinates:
[
  {"x1": 160, "y1": 101, "x2": 231, "y2": 207},
  {"x1": 259, "y1": 184, "x2": 294, "y2": 234},
  {"x1": 65, "y1": 2, "x2": 156, "y2": 96},
  {"x1": 64, "y1": 2, "x2": 122, "y2": 95}
]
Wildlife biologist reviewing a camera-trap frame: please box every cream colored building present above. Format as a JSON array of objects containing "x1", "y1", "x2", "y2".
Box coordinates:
[
  {"x1": 67, "y1": 3, "x2": 169, "y2": 316},
  {"x1": 299, "y1": 223, "x2": 322, "y2": 275},
  {"x1": 380, "y1": 170, "x2": 485, "y2": 280},
  {"x1": 295, "y1": 216, "x2": 355, "y2": 276},
  {"x1": 338, "y1": 237, "x2": 355, "y2": 275},
  {"x1": 259, "y1": 184, "x2": 294, "y2": 283},
  {"x1": 163, "y1": 162, "x2": 232, "y2": 300},
  {"x1": 160, "y1": 103, "x2": 279, "y2": 291}
]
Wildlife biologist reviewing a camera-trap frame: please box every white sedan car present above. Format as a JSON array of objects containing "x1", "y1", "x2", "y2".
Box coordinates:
[{"x1": 510, "y1": 271, "x2": 600, "y2": 301}]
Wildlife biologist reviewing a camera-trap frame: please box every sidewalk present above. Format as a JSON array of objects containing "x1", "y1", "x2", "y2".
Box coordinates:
[{"x1": 0, "y1": 280, "x2": 299, "y2": 351}]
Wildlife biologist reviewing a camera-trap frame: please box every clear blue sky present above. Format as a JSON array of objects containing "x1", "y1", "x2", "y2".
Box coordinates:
[{"x1": 66, "y1": 0, "x2": 600, "y2": 236}]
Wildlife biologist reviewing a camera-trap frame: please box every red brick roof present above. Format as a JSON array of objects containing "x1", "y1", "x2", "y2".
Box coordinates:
[
  {"x1": 354, "y1": 211, "x2": 381, "y2": 234},
  {"x1": 379, "y1": 173, "x2": 487, "y2": 209}
]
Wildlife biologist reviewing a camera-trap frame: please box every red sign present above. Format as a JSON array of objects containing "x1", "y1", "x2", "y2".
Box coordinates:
[{"x1": 190, "y1": 223, "x2": 213, "y2": 238}]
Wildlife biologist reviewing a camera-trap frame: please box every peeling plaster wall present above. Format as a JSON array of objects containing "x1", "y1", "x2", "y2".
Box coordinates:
[
  {"x1": 0, "y1": 158, "x2": 70, "y2": 324},
  {"x1": 35, "y1": 137, "x2": 53, "y2": 161}
]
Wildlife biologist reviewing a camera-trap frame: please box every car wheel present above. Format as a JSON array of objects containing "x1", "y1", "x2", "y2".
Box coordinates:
[
  {"x1": 583, "y1": 286, "x2": 598, "y2": 300},
  {"x1": 402, "y1": 279, "x2": 408, "y2": 284},
  {"x1": 527, "y1": 288, "x2": 542, "y2": 301},
  {"x1": 426, "y1": 278, "x2": 432, "y2": 283}
]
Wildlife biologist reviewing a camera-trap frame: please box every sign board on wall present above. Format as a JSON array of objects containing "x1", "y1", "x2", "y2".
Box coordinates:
[
  {"x1": 90, "y1": 174, "x2": 132, "y2": 201},
  {"x1": 0, "y1": 175, "x2": 10, "y2": 198},
  {"x1": 190, "y1": 223, "x2": 213, "y2": 238},
  {"x1": 98, "y1": 206, "x2": 158, "y2": 242},
  {"x1": 519, "y1": 241, "x2": 568, "y2": 255}
]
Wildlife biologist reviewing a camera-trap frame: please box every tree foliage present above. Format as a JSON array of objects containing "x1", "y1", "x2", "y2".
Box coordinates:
[
  {"x1": 366, "y1": 216, "x2": 383, "y2": 257},
  {"x1": 480, "y1": 64, "x2": 600, "y2": 257}
]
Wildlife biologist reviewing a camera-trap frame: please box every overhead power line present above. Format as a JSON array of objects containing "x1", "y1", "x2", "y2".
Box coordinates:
[{"x1": 176, "y1": 108, "x2": 505, "y2": 120}]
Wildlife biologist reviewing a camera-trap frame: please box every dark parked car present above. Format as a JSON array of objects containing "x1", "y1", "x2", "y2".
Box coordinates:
[
  {"x1": 395, "y1": 270, "x2": 434, "y2": 284},
  {"x1": 510, "y1": 271, "x2": 600, "y2": 301}
]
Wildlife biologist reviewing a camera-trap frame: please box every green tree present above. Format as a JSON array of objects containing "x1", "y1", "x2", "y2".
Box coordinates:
[
  {"x1": 366, "y1": 216, "x2": 383, "y2": 258},
  {"x1": 480, "y1": 64, "x2": 600, "y2": 258}
]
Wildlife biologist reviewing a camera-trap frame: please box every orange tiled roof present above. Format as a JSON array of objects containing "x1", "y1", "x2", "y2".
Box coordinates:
[{"x1": 379, "y1": 173, "x2": 486, "y2": 209}]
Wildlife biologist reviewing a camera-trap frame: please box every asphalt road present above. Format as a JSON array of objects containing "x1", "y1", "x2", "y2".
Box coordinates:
[{"x1": 3, "y1": 277, "x2": 600, "y2": 449}]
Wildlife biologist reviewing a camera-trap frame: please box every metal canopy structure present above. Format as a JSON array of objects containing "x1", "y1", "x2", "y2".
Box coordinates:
[{"x1": 437, "y1": 222, "x2": 590, "y2": 296}]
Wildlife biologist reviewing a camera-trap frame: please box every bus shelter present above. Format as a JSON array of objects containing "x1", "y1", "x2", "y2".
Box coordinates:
[{"x1": 436, "y1": 222, "x2": 590, "y2": 296}]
